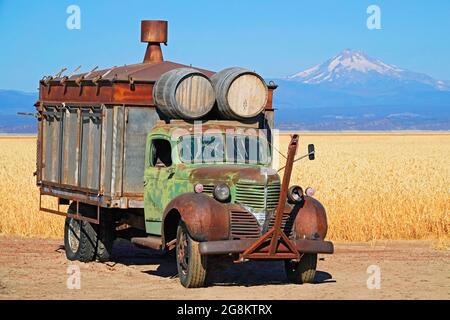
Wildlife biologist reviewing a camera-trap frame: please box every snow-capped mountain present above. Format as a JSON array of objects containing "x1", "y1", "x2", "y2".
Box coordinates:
[
  {"x1": 286, "y1": 49, "x2": 449, "y2": 91},
  {"x1": 270, "y1": 49, "x2": 450, "y2": 129}
]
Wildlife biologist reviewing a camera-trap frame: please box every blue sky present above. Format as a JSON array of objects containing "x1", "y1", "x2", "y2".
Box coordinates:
[{"x1": 1, "y1": 0, "x2": 449, "y2": 91}]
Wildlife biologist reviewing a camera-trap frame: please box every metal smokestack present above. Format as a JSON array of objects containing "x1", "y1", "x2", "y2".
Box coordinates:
[{"x1": 141, "y1": 20, "x2": 168, "y2": 63}]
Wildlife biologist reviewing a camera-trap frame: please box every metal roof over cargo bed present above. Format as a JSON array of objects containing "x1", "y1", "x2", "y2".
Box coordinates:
[
  {"x1": 41, "y1": 61, "x2": 214, "y2": 86},
  {"x1": 38, "y1": 61, "x2": 215, "y2": 106}
]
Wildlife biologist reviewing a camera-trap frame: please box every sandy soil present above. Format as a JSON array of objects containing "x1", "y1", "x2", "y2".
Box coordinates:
[{"x1": 0, "y1": 236, "x2": 448, "y2": 300}]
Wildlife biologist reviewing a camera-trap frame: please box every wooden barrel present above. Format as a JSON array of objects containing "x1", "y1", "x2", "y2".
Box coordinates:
[
  {"x1": 153, "y1": 68, "x2": 215, "y2": 119},
  {"x1": 211, "y1": 67, "x2": 268, "y2": 119}
]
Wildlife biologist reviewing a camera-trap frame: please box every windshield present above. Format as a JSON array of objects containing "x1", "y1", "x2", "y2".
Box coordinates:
[{"x1": 179, "y1": 134, "x2": 271, "y2": 165}]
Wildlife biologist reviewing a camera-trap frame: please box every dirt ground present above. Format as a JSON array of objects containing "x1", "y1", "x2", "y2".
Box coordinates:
[{"x1": 0, "y1": 235, "x2": 448, "y2": 300}]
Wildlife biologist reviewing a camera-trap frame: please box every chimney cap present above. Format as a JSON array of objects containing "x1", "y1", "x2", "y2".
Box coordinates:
[{"x1": 141, "y1": 20, "x2": 168, "y2": 44}]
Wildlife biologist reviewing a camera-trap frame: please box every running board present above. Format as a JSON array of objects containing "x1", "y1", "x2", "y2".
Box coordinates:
[{"x1": 131, "y1": 236, "x2": 163, "y2": 250}]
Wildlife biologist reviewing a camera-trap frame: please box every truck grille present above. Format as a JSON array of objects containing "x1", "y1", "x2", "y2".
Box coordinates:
[
  {"x1": 202, "y1": 184, "x2": 214, "y2": 195},
  {"x1": 235, "y1": 182, "x2": 280, "y2": 211},
  {"x1": 230, "y1": 211, "x2": 294, "y2": 239},
  {"x1": 230, "y1": 211, "x2": 261, "y2": 239}
]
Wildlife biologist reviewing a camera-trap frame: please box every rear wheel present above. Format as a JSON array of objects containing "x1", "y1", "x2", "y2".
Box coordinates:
[
  {"x1": 176, "y1": 221, "x2": 207, "y2": 288},
  {"x1": 64, "y1": 216, "x2": 96, "y2": 262},
  {"x1": 64, "y1": 203, "x2": 115, "y2": 262},
  {"x1": 285, "y1": 253, "x2": 317, "y2": 284}
]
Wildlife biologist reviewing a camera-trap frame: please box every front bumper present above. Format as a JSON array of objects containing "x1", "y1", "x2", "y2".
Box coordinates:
[{"x1": 199, "y1": 238, "x2": 334, "y2": 256}]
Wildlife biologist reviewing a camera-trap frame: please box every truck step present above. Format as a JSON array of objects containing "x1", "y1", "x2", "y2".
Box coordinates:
[{"x1": 131, "y1": 236, "x2": 163, "y2": 250}]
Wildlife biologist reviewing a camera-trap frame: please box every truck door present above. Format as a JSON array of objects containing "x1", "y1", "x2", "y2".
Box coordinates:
[{"x1": 143, "y1": 137, "x2": 175, "y2": 235}]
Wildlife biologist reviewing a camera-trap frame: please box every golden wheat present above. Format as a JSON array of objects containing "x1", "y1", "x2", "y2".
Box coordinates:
[
  {"x1": 277, "y1": 132, "x2": 450, "y2": 242},
  {"x1": 0, "y1": 134, "x2": 449, "y2": 242},
  {"x1": 0, "y1": 137, "x2": 63, "y2": 238}
]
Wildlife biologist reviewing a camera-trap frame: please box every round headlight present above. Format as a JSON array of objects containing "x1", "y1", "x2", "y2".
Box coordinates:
[
  {"x1": 287, "y1": 185, "x2": 304, "y2": 203},
  {"x1": 213, "y1": 183, "x2": 230, "y2": 202}
]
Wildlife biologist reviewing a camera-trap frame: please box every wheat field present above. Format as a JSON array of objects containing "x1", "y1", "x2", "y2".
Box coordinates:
[
  {"x1": 0, "y1": 134, "x2": 449, "y2": 242},
  {"x1": 277, "y1": 132, "x2": 450, "y2": 243}
]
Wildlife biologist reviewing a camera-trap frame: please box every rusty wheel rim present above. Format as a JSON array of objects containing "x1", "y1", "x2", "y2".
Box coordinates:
[
  {"x1": 177, "y1": 229, "x2": 189, "y2": 275},
  {"x1": 68, "y1": 218, "x2": 81, "y2": 252}
]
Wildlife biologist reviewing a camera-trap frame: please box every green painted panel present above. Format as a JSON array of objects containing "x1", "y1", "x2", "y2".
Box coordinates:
[{"x1": 145, "y1": 221, "x2": 162, "y2": 236}]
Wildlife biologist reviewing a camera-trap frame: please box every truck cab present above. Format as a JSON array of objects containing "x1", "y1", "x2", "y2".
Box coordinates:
[{"x1": 143, "y1": 121, "x2": 274, "y2": 235}]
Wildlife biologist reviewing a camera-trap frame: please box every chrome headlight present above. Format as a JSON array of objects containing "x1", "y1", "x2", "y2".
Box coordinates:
[
  {"x1": 287, "y1": 185, "x2": 304, "y2": 203},
  {"x1": 213, "y1": 183, "x2": 230, "y2": 202}
]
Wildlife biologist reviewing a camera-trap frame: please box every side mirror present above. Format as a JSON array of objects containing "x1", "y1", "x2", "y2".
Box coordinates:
[{"x1": 308, "y1": 144, "x2": 315, "y2": 160}]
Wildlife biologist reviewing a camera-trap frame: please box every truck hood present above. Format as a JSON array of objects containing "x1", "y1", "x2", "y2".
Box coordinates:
[{"x1": 188, "y1": 165, "x2": 280, "y2": 185}]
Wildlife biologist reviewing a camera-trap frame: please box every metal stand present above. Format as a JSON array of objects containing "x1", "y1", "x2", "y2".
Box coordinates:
[
  {"x1": 39, "y1": 193, "x2": 100, "y2": 224},
  {"x1": 240, "y1": 134, "x2": 300, "y2": 261}
]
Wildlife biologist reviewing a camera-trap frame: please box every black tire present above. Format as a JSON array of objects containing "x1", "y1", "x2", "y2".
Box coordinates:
[
  {"x1": 285, "y1": 253, "x2": 317, "y2": 284},
  {"x1": 95, "y1": 211, "x2": 115, "y2": 262},
  {"x1": 64, "y1": 216, "x2": 96, "y2": 262},
  {"x1": 64, "y1": 203, "x2": 115, "y2": 263},
  {"x1": 176, "y1": 221, "x2": 207, "y2": 288}
]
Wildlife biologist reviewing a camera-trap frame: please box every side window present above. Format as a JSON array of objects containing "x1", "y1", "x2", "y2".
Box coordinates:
[{"x1": 150, "y1": 139, "x2": 172, "y2": 168}]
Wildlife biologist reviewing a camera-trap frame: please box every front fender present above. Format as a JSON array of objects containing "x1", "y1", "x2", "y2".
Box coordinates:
[
  {"x1": 287, "y1": 197, "x2": 328, "y2": 240},
  {"x1": 162, "y1": 193, "x2": 230, "y2": 242}
]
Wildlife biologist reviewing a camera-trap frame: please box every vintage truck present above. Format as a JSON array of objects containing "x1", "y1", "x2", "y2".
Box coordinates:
[{"x1": 36, "y1": 20, "x2": 333, "y2": 288}]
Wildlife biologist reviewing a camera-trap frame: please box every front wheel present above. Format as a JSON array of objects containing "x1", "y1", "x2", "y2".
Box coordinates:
[
  {"x1": 176, "y1": 221, "x2": 207, "y2": 288},
  {"x1": 285, "y1": 253, "x2": 317, "y2": 284}
]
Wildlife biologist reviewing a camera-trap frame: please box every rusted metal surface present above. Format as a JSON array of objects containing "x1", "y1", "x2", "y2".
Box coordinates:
[
  {"x1": 40, "y1": 187, "x2": 107, "y2": 207},
  {"x1": 240, "y1": 134, "x2": 300, "y2": 261},
  {"x1": 143, "y1": 41, "x2": 164, "y2": 64},
  {"x1": 157, "y1": 119, "x2": 261, "y2": 136},
  {"x1": 141, "y1": 20, "x2": 168, "y2": 43},
  {"x1": 39, "y1": 194, "x2": 100, "y2": 224},
  {"x1": 199, "y1": 239, "x2": 334, "y2": 255},
  {"x1": 265, "y1": 83, "x2": 278, "y2": 111},
  {"x1": 229, "y1": 211, "x2": 261, "y2": 239},
  {"x1": 162, "y1": 193, "x2": 230, "y2": 243},
  {"x1": 291, "y1": 196, "x2": 328, "y2": 240},
  {"x1": 39, "y1": 62, "x2": 214, "y2": 106},
  {"x1": 141, "y1": 20, "x2": 168, "y2": 63},
  {"x1": 40, "y1": 83, "x2": 114, "y2": 104},
  {"x1": 131, "y1": 236, "x2": 163, "y2": 250},
  {"x1": 112, "y1": 82, "x2": 153, "y2": 105},
  {"x1": 189, "y1": 165, "x2": 279, "y2": 185}
]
